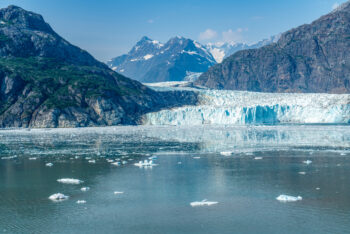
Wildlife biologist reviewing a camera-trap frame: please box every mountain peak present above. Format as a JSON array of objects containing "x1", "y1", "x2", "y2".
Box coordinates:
[{"x1": 0, "y1": 5, "x2": 54, "y2": 33}]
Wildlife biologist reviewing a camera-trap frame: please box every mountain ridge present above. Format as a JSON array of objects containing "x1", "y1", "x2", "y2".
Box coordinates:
[
  {"x1": 0, "y1": 5, "x2": 198, "y2": 128},
  {"x1": 194, "y1": 1, "x2": 350, "y2": 94}
]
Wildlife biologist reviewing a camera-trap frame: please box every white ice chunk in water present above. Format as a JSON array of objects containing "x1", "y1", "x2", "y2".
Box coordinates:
[
  {"x1": 76, "y1": 200, "x2": 86, "y2": 204},
  {"x1": 49, "y1": 193, "x2": 69, "y2": 202},
  {"x1": 1, "y1": 156, "x2": 17, "y2": 160},
  {"x1": 303, "y1": 160, "x2": 312, "y2": 165},
  {"x1": 254, "y1": 157, "x2": 263, "y2": 160},
  {"x1": 220, "y1": 152, "x2": 233, "y2": 156},
  {"x1": 57, "y1": 178, "x2": 83, "y2": 185},
  {"x1": 190, "y1": 199, "x2": 219, "y2": 207},
  {"x1": 29, "y1": 157, "x2": 37, "y2": 160},
  {"x1": 81, "y1": 187, "x2": 90, "y2": 192},
  {"x1": 298, "y1": 172, "x2": 306, "y2": 175},
  {"x1": 106, "y1": 159, "x2": 114, "y2": 163},
  {"x1": 46, "y1": 163, "x2": 53, "y2": 167},
  {"x1": 111, "y1": 162, "x2": 121, "y2": 166},
  {"x1": 122, "y1": 161, "x2": 128, "y2": 165},
  {"x1": 88, "y1": 160, "x2": 96, "y2": 164},
  {"x1": 134, "y1": 160, "x2": 158, "y2": 167},
  {"x1": 193, "y1": 157, "x2": 201, "y2": 159},
  {"x1": 114, "y1": 191, "x2": 124, "y2": 195},
  {"x1": 276, "y1": 195, "x2": 302, "y2": 202}
]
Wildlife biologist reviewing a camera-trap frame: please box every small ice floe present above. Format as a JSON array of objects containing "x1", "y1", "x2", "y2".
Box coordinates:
[
  {"x1": 2, "y1": 156, "x2": 17, "y2": 160},
  {"x1": 340, "y1": 153, "x2": 346, "y2": 156},
  {"x1": 254, "y1": 157, "x2": 263, "y2": 160},
  {"x1": 245, "y1": 152, "x2": 254, "y2": 156},
  {"x1": 81, "y1": 187, "x2": 90, "y2": 192},
  {"x1": 85, "y1": 157, "x2": 92, "y2": 160},
  {"x1": 178, "y1": 162, "x2": 182, "y2": 165},
  {"x1": 57, "y1": 178, "x2": 83, "y2": 185},
  {"x1": 316, "y1": 187, "x2": 321, "y2": 190},
  {"x1": 303, "y1": 160, "x2": 312, "y2": 165},
  {"x1": 337, "y1": 164, "x2": 342, "y2": 167},
  {"x1": 114, "y1": 191, "x2": 124, "y2": 195},
  {"x1": 134, "y1": 160, "x2": 157, "y2": 167},
  {"x1": 76, "y1": 200, "x2": 86, "y2": 204},
  {"x1": 75, "y1": 156, "x2": 80, "y2": 159},
  {"x1": 190, "y1": 199, "x2": 219, "y2": 207},
  {"x1": 276, "y1": 195, "x2": 302, "y2": 202},
  {"x1": 88, "y1": 160, "x2": 96, "y2": 164},
  {"x1": 193, "y1": 157, "x2": 201, "y2": 159},
  {"x1": 220, "y1": 152, "x2": 233, "y2": 156},
  {"x1": 49, "y1": 193, "x2": 69, "y2": 202},
  {"x1": 122, "y1": 161, "x2": 128, "y2": 165},
  {"x1": 148, "y1": 156, "x2": 158, "y2": 160},
  {"x1": 106, "y1": 159, "x2": 114, "y2": 163},
  {"x1": 29, "y1": 157, "x2": 37, "y2": 160},
  {"x1": 46, "y1": 163, "x2": 53, "y2": 167},
  {"x1": 111, "y1": 162, "x2": 121, "y2": 166},
  {"x1": 298, "y1": 172, "x2": 306, "y2": 175}
]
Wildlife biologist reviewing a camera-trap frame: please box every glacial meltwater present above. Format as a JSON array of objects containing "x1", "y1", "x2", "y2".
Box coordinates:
[{"x1": 0, "y1": 125, "x2": 350, "y2": 233}]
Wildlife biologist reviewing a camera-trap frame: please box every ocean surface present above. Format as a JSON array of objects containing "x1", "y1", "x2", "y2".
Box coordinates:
[{"x1": 0, "y1": 125, "x2": 350, "y2": 234}]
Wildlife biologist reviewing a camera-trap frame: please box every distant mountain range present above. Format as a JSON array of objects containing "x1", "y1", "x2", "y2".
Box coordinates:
[
  {"x1": 107, "y1": 36, "x2": 216, "y2": 83},
  {"x1": 206, "y1": 34, "x2": 281, "y2": 63},
  {"x1": 107, "y1": 35, "x2": 280, "y2": 83},
  {"x1": 0, "y1": 6, "x2": 197, "y2": 128}
]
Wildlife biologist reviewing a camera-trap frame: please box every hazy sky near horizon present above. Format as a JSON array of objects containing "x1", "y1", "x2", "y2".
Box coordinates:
[{"x1": 0, "y1": 0, "x2": 346, "y2": 61}]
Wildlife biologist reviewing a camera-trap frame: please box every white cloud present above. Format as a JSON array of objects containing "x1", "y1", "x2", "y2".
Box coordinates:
[
  {"x1": 332, "y1": 2, "x2": 340, "y2": 10},
  {"x1": 199, "y1": 29, "x2": 218, "y2": 41},
  {"x1": 222, "y1": 28, "x2": 248, "y2": 44}
]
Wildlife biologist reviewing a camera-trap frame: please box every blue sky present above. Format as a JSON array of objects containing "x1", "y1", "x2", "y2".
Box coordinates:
[{"x1": 0, "y1": 0, "x2": 347, "y2": 61}]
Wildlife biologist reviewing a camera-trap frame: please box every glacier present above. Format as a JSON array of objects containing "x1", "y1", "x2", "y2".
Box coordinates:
[{"x1": 143, "y1": 84, "x2": 350, "y2": 125}]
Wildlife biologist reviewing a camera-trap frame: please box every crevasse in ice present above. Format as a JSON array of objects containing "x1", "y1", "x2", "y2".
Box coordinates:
[{"x1": 143, "y1": 85, "x2": 350, "y2": 125}]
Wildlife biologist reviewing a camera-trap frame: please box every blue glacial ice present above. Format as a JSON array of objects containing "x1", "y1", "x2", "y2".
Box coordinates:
[{"x1": 143, "y1": 85, "x2": 350, "y2": 125}]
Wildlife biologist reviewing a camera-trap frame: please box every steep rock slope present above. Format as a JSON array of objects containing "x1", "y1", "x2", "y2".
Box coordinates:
[
  {"x1": 0, "y1": 6, "x2": 197, "y2": 128},
  {"x1": 195, "y1": 2, "x2": 350, "y2": 93}
]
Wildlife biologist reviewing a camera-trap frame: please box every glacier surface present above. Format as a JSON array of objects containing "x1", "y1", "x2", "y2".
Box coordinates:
[{"x1": 143, "y1": 85, "x2": 350, "y2": 125}]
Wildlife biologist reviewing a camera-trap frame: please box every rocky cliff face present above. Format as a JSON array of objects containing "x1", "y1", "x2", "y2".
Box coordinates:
[
  {"x1": 195, "y1": 2, "x2": 350, "y2": 94},
  {"x1": 107, "y1": 36, "x2": 216, "y2": 83},
  {"x1": 0, "y1": 6, "x2": 198, "y2": 128}
]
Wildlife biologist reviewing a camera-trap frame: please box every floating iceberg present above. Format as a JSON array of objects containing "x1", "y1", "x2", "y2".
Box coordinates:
[
  {"x1": 114, "y1": 191, "x2": 124, "y2": 195},
  {"x1": 88, "y1": 159, "x2": 96, "y2": 164},
  {"x1": 45, "y1": 163, "x2": 53, "y2": 167},
  {"x1": 76, "y1": 200, "x2": 86, "y2": 204},
  {"x1": 57, "y1": 178, "x2": 83, "y2": 185},
  {"x1": 303, "y1": 160, "x2": 312, "y2": 165},
  {"x1": 111, "y1": 162, "x2": 121, "y2": 166},
  {"x1": 193, "y1": 157, "x2": 201, "y2": 159},
  {"x1": 1, "y1": 156, "x2": 17, "y2": 160},
  {"x1": 254, "y1": 157, "x2": 263, "y2": 160},
  {"x1": 276, "y1": 195, "x2": 302, "y2": 202},
  {"x1": 220, "y1": 151, "x2": 233, "y2": 156},
  {"x1": 134, "y1": 160, "x2": 157, "y2": 167},
  {"x1": 298, "y1": 172, "x2": 306, "y2": 175},
  {"x1": 190, "y1": 199, "x2": 219, "y2": 207},
  {"x1": 143, "y1": 86, "x2": 350, "y2": 125},
  {"x1": 81, "y1": 187, "x2": 90, "y2": 192},
  {"x1": 29, "y1": 157, "x2": 37, "y2": 160},
  {"x1": 49, "y1": 193, "x2": 69, "y2": 202}
]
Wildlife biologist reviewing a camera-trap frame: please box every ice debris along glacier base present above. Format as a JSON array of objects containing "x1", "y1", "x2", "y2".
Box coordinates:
[{"x1": 143, "y1": 84, "x2": 350, "y2": 125}]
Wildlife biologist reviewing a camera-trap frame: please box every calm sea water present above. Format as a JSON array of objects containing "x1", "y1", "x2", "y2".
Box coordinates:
[{"x1": 0, "y1": 125, "x2": 349, "y2": 234}]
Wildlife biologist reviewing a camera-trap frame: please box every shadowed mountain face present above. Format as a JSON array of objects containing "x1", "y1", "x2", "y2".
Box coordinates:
[
  {"x1": 195, "y1": 2, "x2": 350, "y2": 94},
  {"x1": 0, "y1": 6, "x2": 198, "y2": 128},
  {"x1": 107, "y1": 36, "x2": 216, "y2": 83}
]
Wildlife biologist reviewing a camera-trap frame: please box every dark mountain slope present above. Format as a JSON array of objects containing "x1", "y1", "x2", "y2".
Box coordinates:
[
  {"x1": 0, "y1": 6, "x2": 197, "y2": 128},
  {"x1": 195, "y1": 2, "x2": 350, "y2": 93}
]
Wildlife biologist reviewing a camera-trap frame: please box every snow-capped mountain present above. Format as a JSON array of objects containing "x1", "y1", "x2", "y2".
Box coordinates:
[
  {"x1": 205, "y1": 34, "x2": 281, "y2": 63},
  {"x1": 107, "y1": 36, "x2": 216, "y2": 83}
]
